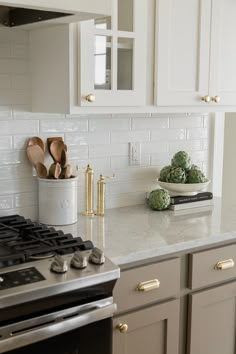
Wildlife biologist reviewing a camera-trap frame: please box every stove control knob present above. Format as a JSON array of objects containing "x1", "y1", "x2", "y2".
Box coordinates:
[
  {"x1": 71, "y1": 251, "x2": 88, "y2": 269},
  {"x1": 0, "y1": 277, "x2": 4, "y2": 283},
  {"x1": 89, "y1": 247, "x2": 105, "y2": 265},
  {"x1": 50, "y1": 255, "x2": 68, "y2": 273}
]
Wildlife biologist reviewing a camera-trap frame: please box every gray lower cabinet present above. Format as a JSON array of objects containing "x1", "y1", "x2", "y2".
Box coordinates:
[
  {"x1": 113, "y1": 299, "x2": 180, "y2": 354},
  {"x1": 188, "y1": 281, "x2": 236, "y2": 354}
]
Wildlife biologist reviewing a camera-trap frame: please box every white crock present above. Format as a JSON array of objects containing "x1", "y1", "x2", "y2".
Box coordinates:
[{"x1": 38, "y1": 177, "x2": 78, "y2": 225}]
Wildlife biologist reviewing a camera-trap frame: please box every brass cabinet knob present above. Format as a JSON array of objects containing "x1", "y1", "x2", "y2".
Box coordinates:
[
  {"x1": 85, "y1": 94, "x2": 95, "y2": 103},
  {"x1": 117, "y1": 323, "x2": 128, "y2": 333},
  {"x1": 215, "y1": 259, "x2": 234, "y2": 270},
  {"x1": 201, "y1": 95, "x2": 211, "y2": 103},
  {"x1": 211, "y1": 95, "x2": 221, "y2": 103}
]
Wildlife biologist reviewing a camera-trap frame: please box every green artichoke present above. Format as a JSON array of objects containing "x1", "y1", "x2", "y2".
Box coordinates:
[
  {"x1": 171, "y1": 151, "x2": 192, "y2": 170},
  {"x1": 149, "y1": 189, "x2": 170, "y2": 210},
  {"x1": 159, "y1": 165, "x2": 172, "y2": 182},
  {"x1": 191, "y1": 164, "x2": 201, "y2": 170},
  {"x1": 186, "y1": 169, "x2": 207, "y2": 183},
  {"x1": 166, "y1": 167, "x2": 186, "y2": 184}
]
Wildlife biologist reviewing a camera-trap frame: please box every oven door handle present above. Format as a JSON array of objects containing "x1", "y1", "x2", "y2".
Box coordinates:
[{"x1": 0, "y1": 302, "x2": 117, "y2": 354}]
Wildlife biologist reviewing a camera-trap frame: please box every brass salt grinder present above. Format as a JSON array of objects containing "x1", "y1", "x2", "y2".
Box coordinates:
[
  {"x1": 96, "y1": 174, "x2": 115, "y2": 216},
  {"x1": 84, "y1": 164, "x2": 95, "y2": 216}
]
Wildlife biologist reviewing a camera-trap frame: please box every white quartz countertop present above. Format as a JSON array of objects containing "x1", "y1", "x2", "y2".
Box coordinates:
[{"x1": 58, "y1": 198, "x2": 236, "y2": 267}]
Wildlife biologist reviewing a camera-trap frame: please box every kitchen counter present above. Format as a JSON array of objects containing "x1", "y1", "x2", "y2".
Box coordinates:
[{"x1": 59, "y1": 198, "x2": 236, "y2": 268}]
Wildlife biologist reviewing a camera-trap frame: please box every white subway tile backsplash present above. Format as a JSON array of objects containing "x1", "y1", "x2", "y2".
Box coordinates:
[
  {"x1": 0, "y1": 150, "x2": 28, "y2": 165},
  {"x1": 14, "y1": 192, "x2": 37, "y2": 208},
  {"x1": 106, "y1": 192, "x2": 145, "y2": 209},
  {"x1": 0, "y1": 120, "x2": 38, "y2": 135},
  {"x1": 0, "y1": 178, "x2": 37, "y2": 195},
  {"x1": 65, "y1": 132, "x2": 110, "y2": 146},
  {"x1": 187, "y1": 128, "x2": 208, "y2": 139},
  {"x1": 110, "y1": 154, "x2": 150, "y2": 169},
  {"x1": 89, "y1": 144, "x2": 128, "y2": 158},
  {"x1": 111, "y1": 130, "x2": 149, "y2": 143},
  {"x1": 41, "y1": 120, "x2": 88, "y2": 133},
  {"x1": 132, "y1": 118, "x2": 169, "y2": 130},
  {"x1": 0, "y1": 196, "x2": 14, "y2": 210},
  {"x1": 89, "y1": 118, "x2": 130, "y2": 132},
  {"x1": 0, "y1": 106, "x2": 12, "y2": 119},
  {"x1": 0, "y1": 29, "x2": 210, "y2": 216},
  {"x1": 169, "y1": 116, "x2": 203, "y2": 128},
  {"x1": 0, "y1": 165, "x2": 33, "y2": 180},
  {"x1": 168, "y1": 140, "x2": 201, "y2": 152},
  {"x1": 142, "y1": 141, "x2": 168, "y2": 154},
  {"x1": 151, "y1": 128, "x2": 186, "y2": 141},
  {"x1": 0, "y1": 136, "x2": 12, "y2": 149}
]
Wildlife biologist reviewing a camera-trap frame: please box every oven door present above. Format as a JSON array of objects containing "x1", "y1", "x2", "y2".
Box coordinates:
[{"x1": 0, "y1": 297, "x2": 116, "y2": 354}]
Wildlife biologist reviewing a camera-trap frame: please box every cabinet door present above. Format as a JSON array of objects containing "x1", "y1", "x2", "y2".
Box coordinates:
[
  {"x1": 79, "y1": 0, "x2": 146, "y2": 106},
  {"x1": 209, "y1": 0, "x2": 236, "y2": 106},
  {"x1": 188, "y1": 281, "x2": 236, "y2": 354},
  {"x1": 155, "y1": 0, "x2": 211, "y2": 106},
  {"x1": 113, "y1": 300, "x2": 180, "y2": 354}
]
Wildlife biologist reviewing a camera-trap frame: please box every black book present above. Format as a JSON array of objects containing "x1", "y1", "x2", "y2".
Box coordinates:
[{"x1": 170, "y1": 192, "x2": 213, "y2": 205}]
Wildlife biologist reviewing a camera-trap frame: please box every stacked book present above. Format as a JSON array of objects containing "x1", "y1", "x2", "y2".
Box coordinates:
[{"x1": 169, "y1": 192, "x2": 213, "y2": 211}]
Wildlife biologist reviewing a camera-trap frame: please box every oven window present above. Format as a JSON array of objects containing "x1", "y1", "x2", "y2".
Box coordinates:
[{"x1": 5, "y1": 318, "x2": 112, "y2": 354}]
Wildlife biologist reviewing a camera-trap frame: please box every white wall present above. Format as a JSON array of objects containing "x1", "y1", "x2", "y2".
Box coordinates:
[
  {"x1": 222, "y1": 112, "x2": 236, "y2": 202},
  {"x1": 0, "y1": 28, "x2": 210, "y2": 221}
]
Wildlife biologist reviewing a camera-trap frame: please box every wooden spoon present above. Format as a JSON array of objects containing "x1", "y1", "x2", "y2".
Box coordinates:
[
  {"x1": 50, "y1": 140, "x2": 65, "y2": 163},
  {"x1": 49, "y1": 162, "x2": 61, "y2": 179},
  {"x1": 60, "y1": 148, "x2": 68, "y2": 169},
  {"x1": 35, "y1": 162, "x2": 47, "y2": 178},
  {"x1": 63, "y1": 164, "x2": 72, "y2": 179},
  {"x1": 26, "y1": 145, "x2": 44, "y2": 167},
  {"x1": 27, "y1": 136, "x2": 45, "y2": 152}
]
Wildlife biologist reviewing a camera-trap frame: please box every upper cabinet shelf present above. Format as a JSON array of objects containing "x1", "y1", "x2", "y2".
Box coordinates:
[
  {"x1": 155, "y1": 0, "x2": 236, "y2": 110},
  {"x1": 30, "y1": 0, "x2": 147, "y2": 113}
]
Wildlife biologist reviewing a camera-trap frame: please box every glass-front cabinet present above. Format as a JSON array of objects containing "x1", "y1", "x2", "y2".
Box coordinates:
[{"x1": 79, "y1": 0, "x2": 147, "y2": 106}]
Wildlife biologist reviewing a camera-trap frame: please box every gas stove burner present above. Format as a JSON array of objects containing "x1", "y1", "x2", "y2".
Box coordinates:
[
  {"x1": 29, "y1": 253, "x2": 56, "y2": 260},
  {"x1": 0, "y1": 215, "x2": 94, "y2": 268}
]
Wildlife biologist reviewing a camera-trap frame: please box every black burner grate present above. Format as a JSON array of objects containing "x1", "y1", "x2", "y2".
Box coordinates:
[{"x1": 0, "y1": 215, "x2": 94, "y2": 268}]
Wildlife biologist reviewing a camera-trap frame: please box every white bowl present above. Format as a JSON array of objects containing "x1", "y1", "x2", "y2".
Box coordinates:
[{"x1": 157, "y1": 179, "x2": 211, "y2": 196}]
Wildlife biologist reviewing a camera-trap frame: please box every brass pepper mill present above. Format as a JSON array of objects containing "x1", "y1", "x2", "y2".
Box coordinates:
[
  {"x1": 84, "y1": 164, "x2": 94, "y2": 216},
  {"x1": 96, "y1": 174, "x2": 115, "y2": 216}
]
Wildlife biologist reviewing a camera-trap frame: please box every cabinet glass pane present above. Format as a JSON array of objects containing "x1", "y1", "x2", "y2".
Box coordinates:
[
  {"x1": 117, "y1": 38, "x2": 133, "y2": 90},
  {"x1": 94, "y1": 36, "x2": 112, "y2": 90},
  {"x1": 95, "y1": 17, "x2": 111, "y2": 30},
  {"x1": 118, "y1": 0, "x2": 133, "y2": 32}
]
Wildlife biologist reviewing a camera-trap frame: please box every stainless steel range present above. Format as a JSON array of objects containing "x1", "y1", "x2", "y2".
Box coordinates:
[{"x1": 0, "y1": 215, "x2": 119, "y2": 354}]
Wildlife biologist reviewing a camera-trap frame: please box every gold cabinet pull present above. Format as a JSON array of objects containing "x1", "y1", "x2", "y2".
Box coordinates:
[
  {"x1": 85, "y1": 93, "x2": 95, "y2": 103},
  {"x1": 117, "y1": 323, "x2": 128, "y2": 333},
  {"x1": 215, "y1": 259, "x2": 234, "y2": 270},
  {"x1": 136, "y1": 279, "x2": 160, "y2": 292},
  {"x1": 211, "y1": 95, "x2": 221, "y2": 103},
  {"x1": 201, "y1": 95, "x2": 211, "y2": 103}
]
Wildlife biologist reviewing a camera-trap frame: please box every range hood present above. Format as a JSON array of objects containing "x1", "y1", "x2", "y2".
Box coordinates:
[{"x1": 0, "y1": 1, "x2": 111, "y2": 28}]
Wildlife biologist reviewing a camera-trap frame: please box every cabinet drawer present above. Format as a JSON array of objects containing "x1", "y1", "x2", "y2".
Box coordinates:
[
  {"x1": 189, "y1": 244, "x2": 236, "y2": 290},
  {"x1": 113, "y1": 258, "x2": 180, "y2": 313}
]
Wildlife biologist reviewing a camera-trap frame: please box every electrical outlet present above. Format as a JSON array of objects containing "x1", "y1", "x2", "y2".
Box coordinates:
[{"x1": 129, "y1": 142, "x2": 141, "y2": 166}]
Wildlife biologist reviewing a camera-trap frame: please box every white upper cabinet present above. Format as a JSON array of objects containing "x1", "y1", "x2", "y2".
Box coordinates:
[
  {"x1": 155, "y1": 0, "x2": 236, "y2": 110},
  {"x1": 79, "y1": 0, "x2": 146, "y2": 107},
  {"x1": 30, "y1": 0, "x2": 147, "y2": 113},
  {"x1": 209, "y1": 0, "x2": 236, "y2": 106}
]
